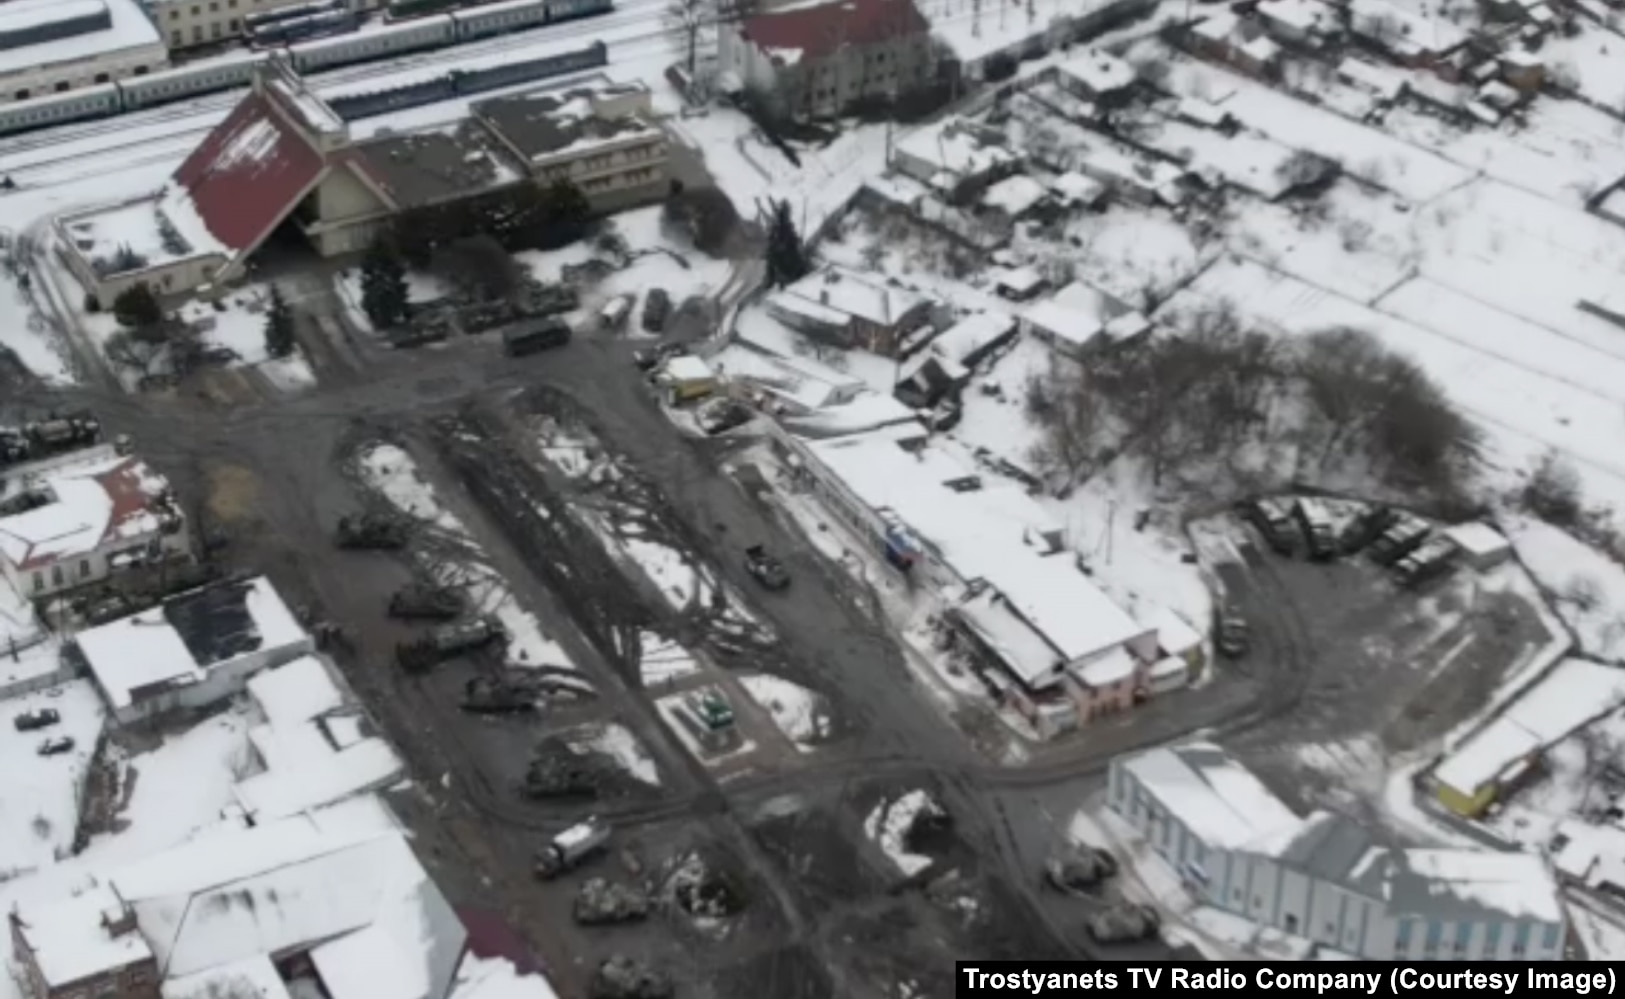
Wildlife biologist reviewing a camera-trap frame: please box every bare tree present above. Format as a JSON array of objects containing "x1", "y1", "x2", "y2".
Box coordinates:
[
  {"x1": 1521, "y1": 449, "x2": 1583, "y2": 527},
  {"x1": 1296, "y1": 326, "x2": 1390, "y2": 468},
  {"x1": 1026, "y1": 366, "x2": 1105, "y2": 486},
  {"x1": 666, "y1": 0, "x2": 715, "y2": 77}
]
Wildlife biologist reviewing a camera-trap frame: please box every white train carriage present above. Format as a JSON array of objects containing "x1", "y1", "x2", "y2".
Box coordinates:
[
  {"x1": 0, "y1": 84, "x2": 121, "y2": 134},
  {"x1": 451, "y1": 0, "x2": 552, "y2": 41},
  {"x1": 118, "y1": 52, "x2": 270, "y2": 110},
  {"x1": 289, "y1": 15, "x2": 456, "y2": 72}
]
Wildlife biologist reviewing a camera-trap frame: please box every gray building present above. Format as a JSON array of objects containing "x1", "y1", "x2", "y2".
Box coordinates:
[
  {"x1": 718, "y1": 0, "x2": 934, "y2": 119},
  {"x1": 1107, "y1": 741, "x2": 1567, "y2": 961}
]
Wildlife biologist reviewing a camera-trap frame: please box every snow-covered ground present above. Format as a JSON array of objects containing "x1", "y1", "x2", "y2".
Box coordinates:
[
  {"x1": 638, "y1": 632, "x2": 700, "y2": 688},
  {"x1": 358, "y1": 443, "x2": 582, "y2": 675},
  {"x1": 737, "y1": 673, "x2": 830, "y2": 751},
  {"x1": 565, "y1": 721, "x2": 660, "y2": 786},
  {"x1": 863, "y1": 789, "x2": 942, "y2": 878},
  {"x1": 1506, "y1": 516, "x2": 1625, "y2": 663},
  {"x1": 0, "y1": 681, "x2": 106, "y2": 878}
]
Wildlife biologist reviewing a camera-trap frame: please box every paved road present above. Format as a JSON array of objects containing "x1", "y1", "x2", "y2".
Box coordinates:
[{"x1": 9, "y1": 303, "x2": 1318, "y2": 973}]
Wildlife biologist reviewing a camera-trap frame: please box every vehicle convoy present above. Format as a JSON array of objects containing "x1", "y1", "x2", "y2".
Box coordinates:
[
  {"x1": 1341, "y1": 503, "x2": 1397, "y2": 556},
  {"x1": 536, "y1": 818, "x2": 611, "y2": 879},
  {"x1": 1087, "y1": 903, "x2": 1161, "y2": 943},
  {"x1": 744, "y1": 544, "x2": 790, "y2": 590},
  {"x1": 0, "y1": 5, "x2": 612, "y2": 136}
]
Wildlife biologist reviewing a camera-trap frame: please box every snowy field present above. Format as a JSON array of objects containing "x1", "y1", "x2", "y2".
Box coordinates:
[{"x1": 358, "y1": 444, "x2": 582, "y2": 675}]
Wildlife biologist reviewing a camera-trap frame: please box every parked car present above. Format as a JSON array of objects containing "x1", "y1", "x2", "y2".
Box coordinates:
[
  {"x1": 1215, "y1": 609, "x2": 1249, "y2": 659},
  {"x1": 744, "y1": 544, "x2": 790, "y2": 590},
  {"x1": 13, "y1": 708, "x2": 59, "y2": 732},
  {"x1": 641, "y1": 288, "x2": 671, "y2": 333},
  {"x1": 1087, "y1": 903, "x2": 1161, "y2": 943},
  {"x1": 633, "y1": 340, "x2": 685, "y2": 371},
  {"x1": 37, "y1": 736, "x2": 75, "y2": 756},
  {"x1": 1242, "y1": 497, "x2": 1296, "y2": 555}
]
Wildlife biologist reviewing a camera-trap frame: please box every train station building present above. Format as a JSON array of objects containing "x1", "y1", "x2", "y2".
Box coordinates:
[{"x1": 56, "y1": 58, "x2": 671, "y2": 308}]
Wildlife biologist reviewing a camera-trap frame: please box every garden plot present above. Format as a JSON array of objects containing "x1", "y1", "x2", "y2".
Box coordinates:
[
  {"x1": 738, "y1": 673, "x2": 832, "y2": 752},
  {"x1": 1505, "y1": 516, "x2": 1625, "y2": 663},
  {"x1": 563, "y1": 721, "x2": 660, "y2": 787},
  {"x1": 356, "y1": 443, "x2": 583, "y2": 678}
]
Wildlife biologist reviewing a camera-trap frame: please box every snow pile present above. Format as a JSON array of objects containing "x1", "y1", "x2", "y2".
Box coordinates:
[
  {"x1": 622, "y1": 536, "x2": 701, "y2": 612},
  {"x1": 738, "y1": 673, "x2": 830, "y2": 750},
  {"x1": 864, "y1": 790, "x2": 943, "y2": 877},
  {"x1": 639, "y1": 632, "x2": 699, "y2": 687},
  {"x1": 566, "y1": 722, "x2": 660, "y2": 786},
  {"x1": 1506, "y1": 516, "x2": 1625, "y2": 663},
  {"x1": 358, "y1": 444, "x2": 581, "y2": 675}
]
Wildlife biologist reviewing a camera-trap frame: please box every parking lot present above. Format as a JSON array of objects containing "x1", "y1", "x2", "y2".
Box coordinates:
[{"x1": 1206, "y1": 498, "x2": 1555, "y2": 830}]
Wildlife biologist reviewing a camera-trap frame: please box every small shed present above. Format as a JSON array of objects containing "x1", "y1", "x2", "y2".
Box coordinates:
[
  {"x1": 1443, "y1": 522, "x2": 1512, "y2": 570},
  {"x1": 657, "y1": 355, "x2": 718, "y2": 403},
  {"x1": 995, "y1": 267, "x2": 1048, "y2": 302},
  {"x1": 1048, "y1": 171, "x2": 1108, "y2": 209}
]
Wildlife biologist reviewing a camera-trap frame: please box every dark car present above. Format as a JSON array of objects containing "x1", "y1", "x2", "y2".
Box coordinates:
[
  {"x1": 744, "y1": 544, "x2": 790, "y2": 590},
  {"x1": 1215, "y1": 609, "x2": 1249, "y2": 658},
  {"x1": 633, "y1": 340, "x2": 685, "y2": 371},
  {"x1": 642, "y1": 288, "x2": 671, "y2": 333},
  {"x1": 13, "y1": 708, "x2": 59, "y2": 732},
  {"x1": 37, "y1": 736, "x2": 74, "y2": 756},
  {"x1": 503, "y1": 319, "x2": 572, "y2": 357}
]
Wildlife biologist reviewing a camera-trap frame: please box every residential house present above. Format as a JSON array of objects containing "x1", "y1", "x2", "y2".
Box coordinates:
[
  {"x1": 979, "y1": 174, "x2": 1050, "y2": 222},
  {"x1": 1021, "y1": 280, "x2": 1147, "y2": 359},
  {"x1": 892, "y1": 117, "x2": 1019, "y2": 199},
  {"x1": 1055, "y1": 49, "x2": 1138, "y2": 104},
  {"x1": 10, "y1": 889, "x2": 161, "y2": 999},
  {"x1": 1346, "y1": 0, "x2": 1469, "y2": 66},
  {"x1": 1188, "y1": 12, "x2": 1284, "y2": 79},
  {"x1": 718, "y1": 0, "x2": 935, "y2": 119},
  {"x1": 0, "y1": 445, "x2": 191, "y2": 600},
  {"x1": 1256, "y1": 0, "x2": 1340, "y2": 47},
  {"x1": 766, "y1": 266, "x2": 932, "y2": 355},
  {"x1": 1108, "y1": 741, "x2": 1567, "y2": 961}
]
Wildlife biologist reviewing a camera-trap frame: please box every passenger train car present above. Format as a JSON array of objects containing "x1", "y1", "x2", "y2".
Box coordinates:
[{"x1": 0, "y1": 0, "x2": 612, "y2": 136}]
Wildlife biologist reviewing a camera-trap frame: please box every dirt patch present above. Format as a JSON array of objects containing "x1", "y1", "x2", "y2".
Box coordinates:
[
  {"x1": 206, "y1": 464, "x2": 262, "y2": 524},
  {"x1": 749, "y1": 798, "x2": 872, "y2": 909},
  {"x1": 711, "y1": 945, "x2": 833, "y2": 999}
]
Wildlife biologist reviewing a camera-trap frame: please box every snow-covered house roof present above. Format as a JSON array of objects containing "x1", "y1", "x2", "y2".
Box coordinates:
[
  {"x1": 1257, "y1": 0, "x2": 1338, "y2": 37},
  {"x1": 1442, "y1": 522, "x2": 1510, "y2": 560},
  {"x1": 1049, "y1": 170, "x2": 1107, "y2": 205},
  {"x1": 930, "y1": 310, "x2": 1016, "y2": 366},
  {"x1": 1147, "y1": 606, "x2": 1202, "y2": 657},
  {"x1": 12, "y1": 886, "x2": 155, "y2": 989},
  {"x1": 76, "y1": 576, "x2": 310, "y2": 712},
  {"x1": 1057, "y1": 49, "x2": 1136, "y2": 96},
  {"x1": 894, "y1": 117, "x2": 1017, "y2": 191},
  {"x1": 162, "y1": 955, "x2": 293, "y2": 999},
  {"x1": 980, "y1": 174, "x2": 1048, "y2": 218},
  {"x1": 1191, "y1": 10, "x2": 1239, "y2": 43},
  {"x1": 1023, "y1": 281, "x2": 1119, "y2": 351},
  {"x1": 778, "y1": 266, "x2": 925, "y2": 328},
  {"x1": 803, "y1": 425, "x2": 1147, "y2": 681},
  {"x1": 1120, "y1": 740, "x2": 1304, "y2": 849},
  {"x1": 0, "y1": 0, "x2": 163, "y2": 77},
  {"x1": 1347, "y1": 0, "x2": 1466, "y2": 55},
  {"x1": 248, "y1": 655, "x2": 345, "y2": 727},
  {"x1": 108, "y1": 799, "x2": 464, "y2": 994},
  {"x1": 0, "y1": 452, "x2": 180, "y2": 572}
]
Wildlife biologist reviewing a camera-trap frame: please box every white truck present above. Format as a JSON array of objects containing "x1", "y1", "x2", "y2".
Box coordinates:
[{"x1": 535, "y1": 818, "x2": 612, "y2": 879}]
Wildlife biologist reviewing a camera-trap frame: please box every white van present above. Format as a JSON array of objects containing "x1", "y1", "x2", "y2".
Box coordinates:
[{"x1": 598, "y1": 295, "x2": 632, "y2": 331}]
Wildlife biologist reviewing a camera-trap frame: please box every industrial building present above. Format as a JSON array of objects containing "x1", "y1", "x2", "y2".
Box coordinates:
[{"x1": 0, "y1": 0, "x2": 167, "y2": 103}]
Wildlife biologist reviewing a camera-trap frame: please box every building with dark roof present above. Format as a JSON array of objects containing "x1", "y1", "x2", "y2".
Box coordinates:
[
  {"x1": 718, "y1": 0, "x2": 934, "y2": 119},
  {"x1": 58, "y1": 63, "x2": 670, "y2": 308}
]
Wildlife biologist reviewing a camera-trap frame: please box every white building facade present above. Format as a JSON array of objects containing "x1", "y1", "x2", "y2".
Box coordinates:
[
  {"x1": 1107, "y1": 741, "x2": 1567, "y2": 961},
  {"x1": 0, "y1": 0, "x2": 168, "y2": 103}
]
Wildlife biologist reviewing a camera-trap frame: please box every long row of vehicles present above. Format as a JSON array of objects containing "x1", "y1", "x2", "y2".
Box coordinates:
[
  {"x1": 1242, "y1": 496, "x2": 1461, "y2": 589},
  {"x1": 0, "y1": 0, "x2": 613, "y2": 136}
]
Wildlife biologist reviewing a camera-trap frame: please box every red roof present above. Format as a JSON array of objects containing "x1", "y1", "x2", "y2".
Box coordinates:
[
  {"x1": 170, "y1": 91, "x2": 326, "y2": 253},
  {"x1": 740, "y1": 0, "x2": 928, "y2": 61}
]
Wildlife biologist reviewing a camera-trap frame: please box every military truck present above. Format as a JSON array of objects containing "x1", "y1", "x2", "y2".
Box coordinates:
[
  {"x1": 26, "y1": 411, "x2": 100, "y2": 453},
  {"x1": 1293, "y1": 497, "x2": 1338, "y2": 560},
  {"x1": 1340, "y1": 504, "x2": 1398, "y2": 556},
  {"x1": 387, "y1": 584, "x2": 464, "y2": 620},
  {"x1": 536, "y1": 818, "x2": 612, "y2": 879},
  {"x1": 396, "y1": 615, "x2": 505, "y2": 672},
  {"x1": 1087, "y1": 903, "x2": 1161, "y2": 944},
  {"x1": 1242, "y1": 497, "x2": 1296, "y2": 556},
  {"x1": 1394, "y1": 536, "x2": 1459, "y2": 589},
  {"x1": 1368, "y1": 514, "x2": 1431, "y2": 566},
  {"x1": 335, "y1": 512, "x2": 409, "y2": 550}
]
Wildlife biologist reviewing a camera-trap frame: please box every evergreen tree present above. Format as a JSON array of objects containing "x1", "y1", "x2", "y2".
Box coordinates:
[
  {"x1": 112, "y1": 282, "x2": 162, "y2": 329},
  {"x1": 765, "y1": 199, "x2": 809, "y2": 288},
  {"x1": 264, "y1": 286, "x2": 295, "y2": 359},
  {"x1": 360, "y1": 239, "x2": 409, "y2": 330}
]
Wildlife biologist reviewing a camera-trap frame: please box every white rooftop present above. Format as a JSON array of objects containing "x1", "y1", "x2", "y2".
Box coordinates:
[
  {"x1": 1391, "y1": 849, "x2": 1564, "y2": 924},
  {"x1": 804, "y1": 425, "x2": 1147, "y2": 675},
  {"x1": 778, "y1": 266, "x2": 924, "y2": 328},
  {"x1": 661, "y1": 355, "x2": 714, "y2": 383},
  {"x1": 1120, "y1": 740, "x2": 1303, "y2": 850},
  {"x1": 980, "y1": 174, "x2": 1048, "y2": 217},
  {"x1": 0, "y1": 0, "x2": 163, "y2": 77},
  {"x1": 894, "y1": 118, "x2": 1016, "y2": 188},
  {"x1": 1442, "y1": 521, "x2": 1510, "y2": 558},
  {"x1": 1434, "y1": 658, "x2": 1625, "y2": 794},
  {"x1": 1049, "y1": 171, "x2": 1106, "y2": 204},
  {"x1": 1258, "y1": 0, "x2": 1337, "y2": 34},
  {"x1": 14, "y1": 885, "x2": 153, "y2": 987},
  {"x1": 931, "y1": 310, "x2": 1016, "y2": 365},
  {"x1": 248, "y1": 655, "x2": 345, "y2": 727},
  {"x1": 234, "y1": 737, "x2": 404, "y2": 822},
  {"x1": 1057, "y1": 49, "x2": 1136, "y2": 94},
  {"x1": 162, "y1": 955, "x2": 293, "y2": 999},
  {"x1": 1023, "y1": 299, "x2": 1104, "y2": 350},
  {"x1": 75, "y1": 576, "x2": 309, "y2": 711}
]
